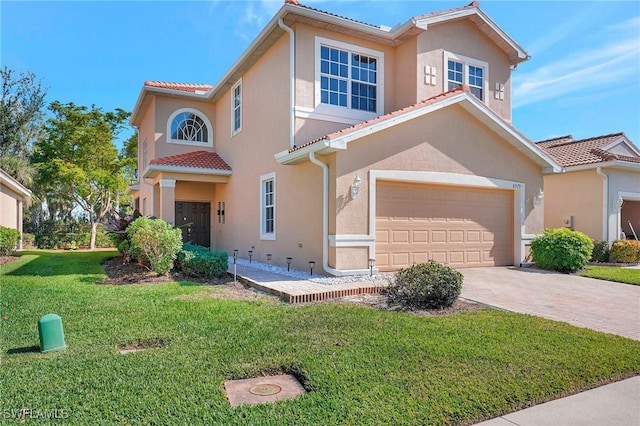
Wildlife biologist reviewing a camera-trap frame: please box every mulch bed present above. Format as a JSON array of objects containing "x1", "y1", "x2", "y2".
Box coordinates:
[{"x1": 0, "y1": 256, "x2": 19, "y2": 266}]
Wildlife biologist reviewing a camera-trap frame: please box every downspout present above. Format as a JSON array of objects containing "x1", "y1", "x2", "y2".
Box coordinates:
[
  {"x1": 596, "y1": 167, "x2": 609, "y2": 242},
  {"x1": 309, "y1": 152, "x2": 341, "y2": 275},
  {"x1": 278, "y1": 18, "x2": 296, "y2": 149}
]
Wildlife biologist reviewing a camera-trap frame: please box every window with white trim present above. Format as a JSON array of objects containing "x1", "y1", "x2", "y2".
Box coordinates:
[
  {"x1": 232, "y1": 79, "x2": 242, "y2": 135},
  {"x1": 260, "y1": 173, "x2": 275, "y2": 240},
  {"x1": 166, "y1": 108, "x2": 213, "y2": 147},
  {"x1": 444, "y1": 52, "x2": 488, "y2": 102},
  {"x1": 315, "y1": 37, "x2": 384, "y2": 120}
]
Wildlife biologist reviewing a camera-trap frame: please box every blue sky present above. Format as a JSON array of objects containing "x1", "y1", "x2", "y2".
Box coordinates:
[{"x1": 2, "y1": 1, "x2": 639, "y2": 147}]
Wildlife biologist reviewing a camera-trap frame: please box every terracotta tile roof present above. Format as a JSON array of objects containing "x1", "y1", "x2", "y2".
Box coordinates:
[
  {"x1": 286, "y1": 0, "x2": 382, "y2": 30},
  {"x1": 144, "y1": 81, "x2": 212, "y2": 93},
  {"x1": 536, "y1": 133, "x2": 640, "y2": 166},
  {"x1": 290, "y1": 86, "x2": 469, "y2": 153},
  {"x1": 150, "y1": 151, "x2": 232, "y2": 171},
  {"x1": 413, "y1": 1, "x2": 479, "y2": 20}
]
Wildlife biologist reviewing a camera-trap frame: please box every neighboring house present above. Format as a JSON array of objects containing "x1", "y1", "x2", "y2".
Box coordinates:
[
  {"x1": 537, "y1": 133, "x2": 640, "y2": 243},
  {"x1": 0, "y1": 168, "x2": 32, "y2": 250},
  {"x1": 129, "y1": 0, "x2": 562, "y2": 275}
]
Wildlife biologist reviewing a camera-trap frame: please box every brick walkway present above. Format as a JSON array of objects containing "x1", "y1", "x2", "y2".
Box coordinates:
[{"x1": 461, "y1": 267, "x2": 640, "y2": 340}]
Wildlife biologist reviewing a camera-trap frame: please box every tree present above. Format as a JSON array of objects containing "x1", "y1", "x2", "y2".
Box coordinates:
[
  {"x1": 32, "y1": 102, "x2": 130, "y2": 249},
  {"x1": 0, "y1": 67, "x2": 47, "y2": 159}
]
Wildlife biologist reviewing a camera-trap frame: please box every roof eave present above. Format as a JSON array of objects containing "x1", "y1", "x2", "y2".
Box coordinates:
[
  {"x1": 275, "y1": 139, "x2": 343, "y2": 165},
  {"x1": 130, "y1": 86, "x2": 211, "y2": 126},
  {"x1": 143, "y1": 164, "x2": 232, "y2": 179},
  {"x1": 564, "y1": 161, "x2": 640, "y2": 172},
  {"x1": 0, "y1": 169, "x2": 32, "y2": 199}
]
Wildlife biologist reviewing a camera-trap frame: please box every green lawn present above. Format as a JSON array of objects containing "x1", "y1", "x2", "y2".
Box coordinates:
[
  {"x1": 579, "y1": 265, "x2": 640, "y2": 285},
  {"x1": 2, "y1": 251, "x2": 639, "y2": 425}
]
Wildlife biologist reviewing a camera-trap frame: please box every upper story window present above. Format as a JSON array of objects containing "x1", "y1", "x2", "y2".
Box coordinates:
[
  {"x1": 232, "y1": 79, "x2": 242, "y2": 135},
  {"x1": 314, "y1": 37, "x2": 384, "y2": 122},
  {"x1": 444, "y1": 51, "x2": 488, "y2": 102},
  {"x1": 166, "y1": 108, "x2": 213, "y2": 147}
]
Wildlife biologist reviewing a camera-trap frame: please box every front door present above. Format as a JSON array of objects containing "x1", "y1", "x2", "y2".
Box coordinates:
[{"x1": 175, "y1": 202, "x2": 211, "y2": 248}]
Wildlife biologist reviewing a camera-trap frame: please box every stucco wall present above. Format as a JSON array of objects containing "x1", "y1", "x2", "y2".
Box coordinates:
[
  {"x1": 0, "y1": 185, "x2": 19, "y2": 230},
  {"x1": 543, "y1": 169, "x2": 604, "y2": 240},
  {"x1": 416, "y1": 19, "x2": 512, "y2": 121}
]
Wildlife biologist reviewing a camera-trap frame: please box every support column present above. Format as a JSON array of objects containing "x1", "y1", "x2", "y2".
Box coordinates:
[{"x1": 159, "y1": 179, "x2": 176, "y2": 225}]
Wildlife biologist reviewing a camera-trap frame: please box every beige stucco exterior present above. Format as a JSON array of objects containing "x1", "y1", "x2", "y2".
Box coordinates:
[
  {"x1": 130, "y1": 3, "x2": 558, "y2": 274},
  {"x1": 0, "y1": 169, "x2": 31, "y2": 250},
  {"x1": 544, "y1": 166, "x2": 640, "y2": 242}
]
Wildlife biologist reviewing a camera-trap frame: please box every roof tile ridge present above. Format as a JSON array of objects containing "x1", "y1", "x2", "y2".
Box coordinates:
[
  {"x1": 413, "y1": 1, "x2": 479, "y2": 20},
  {"x1": 571, "y1": 132, "x2": 625, "y2": 144}
]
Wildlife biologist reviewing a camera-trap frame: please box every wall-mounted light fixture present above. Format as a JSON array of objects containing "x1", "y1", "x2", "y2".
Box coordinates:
[
  {"x1": 248, "y1": 250, "x2": 253, "y2": 263},
  {"x1": 309, "y1": 260, "x2": 315, "y2": 276},
  {"x1": 266, "y1": 253, "x2": 272, "y2": 267},
  {"x1": 368, "y1": 258, "x2": 375, "y2": 277},
  {"x1": 286, "y1": 257, "x2": 292, "y2": 271},
  {"x1": 533, "y1": 188, "x2": 544, "y2": 208},
  {"x1": 350, "y1": 174, "x2": 362, "y2": 199}
]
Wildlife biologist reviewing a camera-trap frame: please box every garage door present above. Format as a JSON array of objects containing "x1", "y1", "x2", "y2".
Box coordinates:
[{"x1": 376, "y1": 182, "x2": 513, "y2": 270}]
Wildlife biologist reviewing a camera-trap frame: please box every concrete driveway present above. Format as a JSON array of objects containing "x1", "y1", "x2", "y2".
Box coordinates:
[{"x1": 460, "y1": 267, "x2": 640, "y2": 340}]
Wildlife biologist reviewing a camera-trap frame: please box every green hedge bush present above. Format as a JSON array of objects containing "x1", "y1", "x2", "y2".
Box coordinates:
[
  {"x1": 382, "y1": 260, "x2": 463, "y2": 309},
  {"x1": 0, "y1": 227, "x2": 20, "y2": 256},
  {"x1": 175, "y1": 243, "x2": 228, "y2": 278},
  {"x1": 590, "y1": 240, "x2": 610, "y2": 263},
  {"x1": 126, "y1": 217, "x2": 182, "y2": 275},
  {"x1": 530, "y1": 228, "x2": 594, "y2": 272},
  {"x1": 22, "y1": 233, "x2": 36, "y2": 249},
  {"x1": 610, "y1": 240, "x2": 640, "y2": 263}
]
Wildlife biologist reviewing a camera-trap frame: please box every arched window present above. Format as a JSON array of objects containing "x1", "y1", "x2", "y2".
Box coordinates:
[{"x1": 167, "y1": 108, "x2": 213, "y2": 147}]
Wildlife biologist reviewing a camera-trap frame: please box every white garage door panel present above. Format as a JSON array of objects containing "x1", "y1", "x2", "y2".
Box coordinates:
[{"x1": 376, "y1": 182, "x2": 513, "y2": 270}]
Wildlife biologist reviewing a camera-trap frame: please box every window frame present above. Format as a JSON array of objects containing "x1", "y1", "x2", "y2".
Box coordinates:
[
  {"x1": 314, "y1": 37, "x2": 384, "y2": 122},
  {"x1": 166, "y1": 108, "x2": 213, "y2": 148},
  {"x1": 260, "y1": 172, "x2": 276, "y2": 240},
  {"x1": 231, "y1": 79, "x2": 242, "y2": 136},
  {"x1": 443, "y1": 51, "x2": 489, "y2": 102}
]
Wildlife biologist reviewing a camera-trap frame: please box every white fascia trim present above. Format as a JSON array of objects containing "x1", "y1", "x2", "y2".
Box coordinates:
[
  {"x1": 159, "y1": 179, "x2": 176, "y2": 188},
  {"x1": 459, "y1": 95, "x2": 563, "y2": 172},
  {"x1": 0, "y1": 169, "x2": 31, "y2": 198},
  {"x1": 565, "y1": 161, "x2": 640, "y2": 172},
  {"x1": 295, "y1": 106, "x2": 368, "y2": 126},
  {"x1": 166, "y1": 107, "x2": 214, "y2": 148},
  {"x1": 275, "y1": 138, "x2": 346, "y2": 165},
  {"x1": 368, "y1": 170, "x2": 526, "y2": 266},
  {"x1": 602, "y1": 137, "x2": 640, "y2": 156},
  {"x1": 415, "y1": 8, "x2": 528, "y2": 61},
  {"x1": 619, "y1": 191, "x2": 640, "y2": 201},
  {"x1": 143, "y1": 164, "x2": 232, "y2": 178}
]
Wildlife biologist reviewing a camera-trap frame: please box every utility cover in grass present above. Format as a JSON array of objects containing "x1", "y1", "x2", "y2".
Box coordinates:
[{"x1": 224, "y1": 374, "x2": 306, "y2": 407}]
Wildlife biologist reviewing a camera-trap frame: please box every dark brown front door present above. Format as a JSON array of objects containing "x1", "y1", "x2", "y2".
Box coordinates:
[{"x1": 175, "y1": 202, "x2": 211, "y2": 248}]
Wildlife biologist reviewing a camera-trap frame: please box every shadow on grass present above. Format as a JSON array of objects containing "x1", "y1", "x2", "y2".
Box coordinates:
[
  {"x1": 6, "y1": 250, "x2": 117, "y2": 277},
  {"x1": 7, "y1": 345, "x2": 41, "y2": 354}
]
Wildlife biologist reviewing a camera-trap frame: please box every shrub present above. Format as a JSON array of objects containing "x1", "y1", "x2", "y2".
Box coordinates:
[
  {"x1": 175, "y1": 243, "x2": 228, "y2": 278},
  {"x1": 590, "y1": 240, "x2": 610, "y2": 263},
  {"x1": 610, "y1": 240, "x2": 640, "y2": 263},
  {"x1": 0, "y1": 227, "x2": 20, "y2": 256},
  {"x1": 77, "y1": 231, "x2": 113, "y2": 248},
  {"x1": 530, "y1": 228, "x2": 594, "y2": 272},
  {"x1": 382, "y1": 260, "x2": 463, "y2": 309},
  {"x1": 126, "y1": 217, "x2": 182, "y2": 275},
  {"x1": 22, "y1": 233, "x2": 36, "y2": 249},
  {"x1": 35, "y1": 233, "x2": 59, "y2": 249}
]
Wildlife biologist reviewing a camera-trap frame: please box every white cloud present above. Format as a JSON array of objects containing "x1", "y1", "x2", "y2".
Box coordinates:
[{"x1": 513, "y1": 17, "x2": 640, "y2": 109}]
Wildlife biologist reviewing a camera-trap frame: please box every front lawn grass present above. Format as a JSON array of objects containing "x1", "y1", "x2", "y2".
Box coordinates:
[
  {"x1": 2, "y1": 251, "x2": 639, "y2": 425},
  {"x1": 579, "y1": 265, "x2": 640, "y2": 285}
]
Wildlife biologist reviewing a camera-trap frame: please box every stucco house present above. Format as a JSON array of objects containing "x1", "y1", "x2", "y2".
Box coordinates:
[
  {"x1": 537, "y1": 133, "x2": 640, "y2": 243},
  {"x1": 129, "y1": 0, "x2": 563, "y2": 275},
  {"x1": 0, "y1": 168, "x2": 32, "y2": 250}
]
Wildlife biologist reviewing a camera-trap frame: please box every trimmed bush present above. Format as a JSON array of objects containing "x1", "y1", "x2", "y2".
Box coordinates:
[
  {"x1": 126, "y1": 217, "x2": 182, "y2": 275},
  {"x1": 77, "y1": 231, "x2": 113, "y2": 248},
  {"x1": 175, "y1": 243, "x2": 228, "y2": 278},
  {"x1": 382, "y1": 260, "x2": 463, "y2": 309},
  {"x1": 591, "y1": 240, "x2": 610, "y2": 263},
  {"x1": 610, "y1": 240, "x2": 640, "y2": 263},
  {"x1": 530, "y1": 228, "x2": 594, "y2": 272},
  {"x1": 0, "y1": 227, "x2": 20, "y2": 256}
]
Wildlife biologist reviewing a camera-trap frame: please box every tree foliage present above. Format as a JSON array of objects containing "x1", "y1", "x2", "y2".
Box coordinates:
[
  {"x1": 0, "y1": 67, "x2": 47, "y2": 159},
  {"x1": 32, "y1": 101, "x2": 130, "y2": 249}
]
